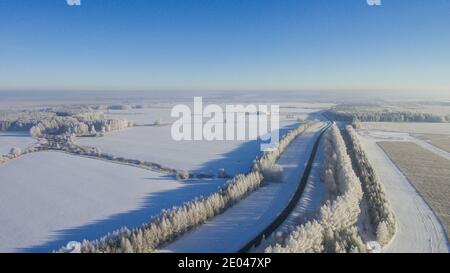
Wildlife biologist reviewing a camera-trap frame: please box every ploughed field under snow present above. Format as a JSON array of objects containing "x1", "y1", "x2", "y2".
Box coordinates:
[
  {"x1": 378, "y1": 142, "x2": 450, "y2": 241},
  {"x1": 357, "y1": 130, "x2": 449, "y2": 253},
  {"x1": 0, "y1": 151, "x2": 226, "y2": 252},
  {"x1": 159, "y1": 121, "x2": 328, "y2": 253},
  {"x1": 417, "y1": 134, "x2": 450, "y2": 154},
  {"x1": 0, "y1": 131, "x2": 36, "y2": 155}
]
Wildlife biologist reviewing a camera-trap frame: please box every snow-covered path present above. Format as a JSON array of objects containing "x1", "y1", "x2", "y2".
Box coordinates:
[
  {"x1": 358, "y1": 129, "x2": 450, "y2": 161},
  {"x1": 358, "y1": 133, "x2": 449, "y2": 253},
  {"x1": 159, "y1": 122, "x2": 328, "y2": 253},
  {"x1": 273, "y1": 136, "x2": 326, "y2": 235},
  {"x1": 413, "y1": 137, "x2": 450, "y2": 161}
]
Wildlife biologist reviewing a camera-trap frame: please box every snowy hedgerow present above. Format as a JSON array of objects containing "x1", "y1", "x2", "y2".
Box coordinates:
[
  {"x1": 344, "y1": 125, "x2": 396, "y2": 245},
  {"x1": 57, "y1": 121, "x2": 315, "y2": 253},
  {"x1": 266, "y1": 124, "x2": 365, "y2": 253},
  {"x1": 175, "y1": 170, "x2": 190, "y2": 180},
  {"x1": 9, "y1": 147, "x2": 22, "y2": 157},
  {"x1": 254, "y1": 121, "x2": 313, "y2": 173}
]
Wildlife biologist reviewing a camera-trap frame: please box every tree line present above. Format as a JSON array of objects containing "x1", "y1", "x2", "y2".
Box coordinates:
[
  {"x1": 58, "y1": 121, "x2": 316, "y2": 253},
  {"x1": 265, "y1": 124, "x2": 366, "y2": 253},
  {"x1": 343, "y1": 125, "x2": 396, "y2": 245},
  {"x1": 325, "y1": 110, "x2": 446, "y2": 123}
]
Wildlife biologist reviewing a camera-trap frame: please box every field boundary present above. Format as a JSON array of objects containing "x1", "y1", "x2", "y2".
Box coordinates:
[{"x1": 377, "y1": 141, "x2": 450, "y2": 251}]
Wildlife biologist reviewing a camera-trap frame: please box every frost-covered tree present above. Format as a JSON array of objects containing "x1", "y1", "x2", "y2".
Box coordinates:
[
  {"x1": 9, "y1": 147, "x2": 22, "y2": 157},
  {"x1": 175, "y1": 170, "x2": 190, "y2": 180},
  {"x1": 344, "y1": 125, "x2": 396, "y2": 245},
  {"x1": 267, "y1": 220, "x2": 324, "y2": 253},
  {"x1": 265, "y1": 124, "x2": 366, "y2": 253},
  {"x1": 56, "y1": 121, "x2": 315, "y2": 253},
  {"x1": 326, "y1": 109, "x2": 445, "y2": 123}
]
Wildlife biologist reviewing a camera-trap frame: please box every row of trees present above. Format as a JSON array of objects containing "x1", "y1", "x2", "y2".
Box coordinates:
[
  {"x1": 344, "y1": 126, "x2": 396, "y2": 245},
  {"x1": 0, "y1": 109, "x2": 105, "y2": 132},
  {"x1": 325, "y1": 110, "x2": 446, "y2": 123},
  {"x1": 30, "y1": 116, "x2": 133, "y2": 138},
  {"x1": 253, "y1": 121, "x2": 314, "y2": 183},
  {"x1": 0, "y1": 110, "x2": 55, "y2": 131},
  {"x1": 266, "y1": 124, "x2": 366, "y2": 253},
  {"x1": 0, "y1": 108, "x2": 132, "y2": 138},
  {"x1": 58, "y1": 121, "x2": 315, "y2": 253},
  {"x1": 1, "y1": 144, "x2": 45, "y2": 164}
]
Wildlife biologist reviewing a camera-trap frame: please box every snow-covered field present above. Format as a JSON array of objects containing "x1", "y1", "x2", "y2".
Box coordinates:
[
  {"x1": 106, "y1": 107, "x2": 174, "y2": 125},
  {"x1": 78, "y1": 125, "x2": 262, "y2": 176},
  {"x1": 358, "y1": 130, "x2": 450, "y2": 161},
  {"x1": 105, "y1": 102, "x2": 328, "y2": 125},
  {"x1": 0, "y1": 151, "x2": 226, "y2": 252},
  {"x1": 360, "y1": 122, "x2": 450, "y2": 135},
  {"x1": 0, "y1": 100, "x2": 331, "y2": 253},
  {"x1": 0, "y1": 131, "x2": 36, "y2": 156},
  {"x1": 417, "y1": 134, "x2": 450, "y2": 154},
  {"x1": 378, "y1": 141, "x2": 450, "y2": 240},
  {"x1": 79, "y1": 107, "x2": 302, "y2": 175},
  {"x1": 159, "y1": 121, "x2": 328, "y2": 252},
  {"x1": 358, "y1": 131, "x2": 449, "y2": 252}
]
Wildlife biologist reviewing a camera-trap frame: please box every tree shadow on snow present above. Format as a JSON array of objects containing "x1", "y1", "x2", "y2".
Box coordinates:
[
  {"x1": 20, "y1": 178, "x2": 225, "y2": 253},
  {"x1": 190, "y1": 123, "x2": 298, "y2": 176},
  {"x1": 19, "y1": 124, "x2": 298, "y2": 253}
]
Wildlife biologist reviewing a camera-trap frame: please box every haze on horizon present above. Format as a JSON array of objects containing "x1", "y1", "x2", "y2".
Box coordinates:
[{"x1": 0, "y1": 0, "x2": 449, "y2": 93}]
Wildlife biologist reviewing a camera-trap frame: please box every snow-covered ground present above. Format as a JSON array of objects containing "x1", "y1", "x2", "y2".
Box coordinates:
[
  {"x1": 0, "y1": 151, "x2": 226, "y2": 252},
  {"x1": 106, "y1": 107, "x2": 174, "y2": 125},
  {"x1": 359, "y1": 130, "x2": 450, "y2": 161},
  {"x1": 105, "y1": 104, "x2": 322, "y2": 125},
  {"x1": 78, "y1": 108, "x2": 297, "y2": 175},
  {"x1": 78, "y1": 125, "x2": 258, "y2": 175},
  {"x1": 358, "y1": 131, "x2": 449, "y2": 253},
  {"x1": 360, "y1": 122, "x2": 450, "y2": 135},
  {"x1": 412, "y1": 136, "x2": 450, "y2": 161},
  {"x1": 159, "y1": 121, "x2": 328, "y2": 253},
  {"x1": 0, "y1": 131, "x2": 36, "y2": 156},
  {"x1": 272, "y1": 136, "x2": 326, "y2": 235}
]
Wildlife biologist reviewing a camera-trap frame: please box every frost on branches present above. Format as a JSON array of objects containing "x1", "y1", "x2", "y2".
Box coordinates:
[
  {"x1": 266, "y1": 124, "x2": 366, "y2": 253},
  {"x1": 57, "y1": 121, "x2": 316, "y2": 253},
  {"x1": 344, "y1": 125, "x2": 396, "y2": 245}
]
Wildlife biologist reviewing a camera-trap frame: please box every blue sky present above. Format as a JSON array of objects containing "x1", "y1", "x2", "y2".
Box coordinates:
[{"x1": 0, "y1": 0, "x2": 449, "y2": 92}]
